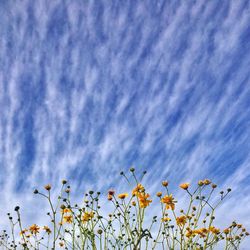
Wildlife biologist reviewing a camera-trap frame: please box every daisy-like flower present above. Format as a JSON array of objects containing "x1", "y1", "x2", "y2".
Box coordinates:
[
  {"x1": 176, "y1": 215, "x2": 187, "y2": 226},
  {"x1": 209, "y1": 226, "x2": 220, "y2": 234},
  {"x1": 20, "y1": 229, "x2": 28, "y2": 236},
  {"x1": 161, "y1": 217, "x2": 171, "y2": 222},
  {"x1": 118, "y1": 193, "x2": 129, "y2": 199},
  {"x1": 29, "y1": 224, "x2": 40, "y2": 234},
  {"x1": 63, "y1": 215, "x2": 73, "y2": 224},
  {"x1": 43, "y1": 226, "x2": 52, "y2": 234},
  {"x1": 61, "y1": 208, "x2": 71, "y2": 214},
  {"x1": 82, "y1": 211, "x2": 94, "y2": 223},
  {"x1": 132, "y1": 183, "x2": 145, "y2": 196},
  {"x1": 161, "y1": 194, "x2": 176, "y2": 210},
  {"x1": 179, "y1": 183, "x2": 190, "y2": 190},
  {"x1": 137, "y1": 193, "x2": 152, "y2": 208}
]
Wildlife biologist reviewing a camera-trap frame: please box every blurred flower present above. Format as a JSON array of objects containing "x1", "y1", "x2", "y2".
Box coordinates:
[
  {"x1": 29, "y1": 224, "x2": 40, "y2": 234},
  {"x1": 118, "y1": 193, "x2": 129, "y2": 199},
  {"x1": 161, "y1": 194, "x2": 175, "y2": 210},
  {"x1": 43, "y1": 226, "x2": 52, "y2": 234},
  {"x1": 179, "y1": 183, "x2": 190, "y2": 190},
  {"x1": 138, "y1": 193, "x2": 152, "y2": 208},
  {"x1": 82, "y1": 211, "x2": 94, "y2": 223},
  {"x1": 132, "y1": 183, "x2": 145, "y2": 196},
  {"x1": 162, "y1": 181, "x2": 168, "y2": 187},
  {"x1": 63, "y1": 215, "x2": 73, "y2": 224},
  {"x1": 44, "y1": 184, "x2": 51, "y2": 191},
  {"x1": 176, "y1": 215, "x2": 187, "y2": 226}
]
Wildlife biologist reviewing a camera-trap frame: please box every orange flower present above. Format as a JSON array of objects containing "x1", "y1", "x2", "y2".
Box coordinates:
[
  {"x1": 156, "y1": 192, "x2": 162, "y2": 197},
  {"x1": 43, "y1": 226, "x2": 52, "y2": 234},
  {"x1": 176, "y1": 215, "x2": 187, "y2": 226},
  {"x1": 179, "y1": 183, "x2": 190, "y2": 190},
  {"x1": 20, "y1": 229, "x2": 28, "y2": 236},
  {"x1": 138, "y1": 193, "x2": 152, "y2": 208},
  {"x1": 82, "y1": 211, "x2": 94, "y2": 223},
  {"x1": 29, "y1": 224, "x2": 40, "y2": 234},
  {"x1": 132, "y1": 183, "x2": 145, "y2": 196},
  {"x1": 61, "y1": 208, "x2": 71, "y2": 214},
  {"x1": 132, "y1": 201, "x2": 136, "y2": 206},
  {"x1": 161, "y1": 194, "x2": 176, "y2": 210},
  {"x1": 44, "y1": 184, "x2": 51, "y2": 191},
  {"x1": 209, "y1": 226, "x2": 220, "y2": 234},
  {"x1": 162, "y1": 181, "x2": 168, "y2": 187},
  {"x1": 118, "y1": 193, "x2": 129, "y2": 199},
  {"x1": 63, "y1": 215, "x2": 73, "y2": 224},
  {"x1": 161, "y1": 217, "x2": 171, "y2": 222}
]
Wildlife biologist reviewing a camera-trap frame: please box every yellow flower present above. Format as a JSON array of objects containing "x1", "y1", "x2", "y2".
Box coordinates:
[
  {"x1": 161, "y1": 217, "x2": 171, "y2": 222},
  {"x1": 61, "y1": 208, "x2": 71, "y2": 214},
  {"x1": 209, "y1": 226, "x2": 220, "y2": 234},
  {"x1": 132, "y1": 201, "x2": 136, "y2": 206},
  {"x1": 223, "y1": 228, "x2": 230, "y2": 234},
  {"x1": 63, "y1": 215, "x2": 73, "y2": 224},
  {"x1": 176, "y1": 215, "x2": 187, "y2": 226},
  {"x1": 162, "y1": 181, "x2": 168, "y2": 187},
  {"x1": 179, "y1": 183, "x2": 190, "y2": 190},
  {"x1": 203, "y1": 179, "x2": 211, "y2": 185},
  {"x1": 29, "y1": 224, "x2": 40, "y2": 234},
  {"x1": 59, "y1": 242, "x2": 64, "y2": 247},
  {"x1": 198, "y1": 180, "x2": 204, "y2": 186},
  {"x1": 118, "y1": 193, "x2": 129, "y2": 199},
  {"x1": 43, "y1": 226, "x2": 52, "y2": 234},
  {"x1": 186, "y1": 229, "x2": 194, "y2": 238},
  {"x1": 44, "y1": 184, "x2": 51, "y2": 191},
  {"x1": 156, "y1": 192, "x2": 162, "y2": 197},
  {"x1": 132, "y1": 183, "x2": 145, "y2": 196},
  {"x1": 82, "y1": 211, "x2": 94, "y2": 223},
  {"x1": 20, "y1": 229, "x2": 28, "y2": 236},
  {"x1": 194, "y1": 228, "x2": 207, "y2": 238},
  {"x1": 161, "y1": 194, "x2": 176, "y2": 210},
  {"x1": 138, "y1": 193, "x2": 152, "y2": 208}
]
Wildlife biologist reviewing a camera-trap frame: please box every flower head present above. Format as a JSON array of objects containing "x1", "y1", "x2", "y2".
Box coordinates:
[
  {"x1": 176, "y1": 215, "x2": 187, "y2": 226},
  {"x1": 132, "y1": 183, "x2": 145, "y2": 196},
  {"x1": 118, "y1": 193, "x2": 129, "y2": 199},
  {"x1": 162, "y1": 181, "x2": 168, "y2": 187},
  {"x1": 179, "y1": 183, "x2": 190, "y2": 190},
  {"x1": 63, "y1": 215, "x2": 73, "y2": 224},
  {"x1": 29, "y1": 224, "x2": 40, "y2": 234},
  {"x1": 209, "y1": 226, "x2": 220, "y2": 234},
  {"x1": 44, "y1": 184, "x2": 51, "y2": 191},
  {"x1": 161, "y1": 194, "x2": 176, "y2": 210},
  {"x1": 82, "y1": 211, "x2": 94, "y2": 223},
  {"x1": 138, "y1": 193, "x2": 152, "y2": 208},
  {"x1": 43, "y1": 226, "x2": 52, "y2": 234},
  {"x1": 203, "y1": 179, "x2": 211, "y2": 185}
]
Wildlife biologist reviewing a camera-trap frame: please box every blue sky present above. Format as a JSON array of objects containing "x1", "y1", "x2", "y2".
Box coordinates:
[{"x1": 0, "y1": 0, "x2": 250, "y2": 238}]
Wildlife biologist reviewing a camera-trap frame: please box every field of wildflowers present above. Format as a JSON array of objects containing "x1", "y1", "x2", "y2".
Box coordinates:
[{"x1": 0, "y1": 168, "x2": 248, "y2": 250}]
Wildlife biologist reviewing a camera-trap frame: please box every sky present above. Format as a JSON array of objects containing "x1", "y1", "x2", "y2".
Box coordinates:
[{"x1": 0, "y1": 0, "x2": 250, "y2": 245}]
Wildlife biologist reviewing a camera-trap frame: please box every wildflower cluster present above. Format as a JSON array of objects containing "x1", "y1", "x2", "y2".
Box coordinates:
[{"x1": 0, "y1": 169, "x2": 249, "y2": 249}]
